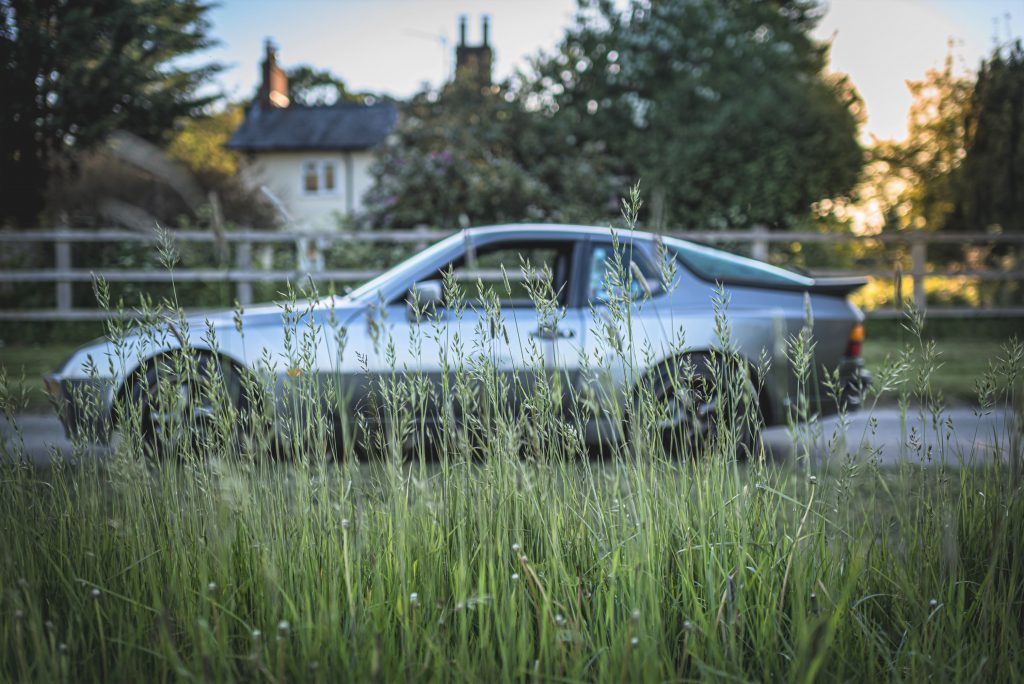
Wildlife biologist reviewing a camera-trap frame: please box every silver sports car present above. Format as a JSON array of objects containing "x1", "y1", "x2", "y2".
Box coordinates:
[{"x1": 45, "y1": 224, "x2": 869, "y2": 452}]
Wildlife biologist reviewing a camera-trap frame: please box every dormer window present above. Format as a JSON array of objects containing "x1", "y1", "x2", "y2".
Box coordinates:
[{"x1": 302, "y1": 161, "x2": 338, "y2": 196}]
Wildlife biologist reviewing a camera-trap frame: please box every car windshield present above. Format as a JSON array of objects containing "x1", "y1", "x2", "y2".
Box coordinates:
[
  {"x1": 664, "y1": 237, "x2": 813, "y2": 287},
  {"x1": 343, "y1": 232, "x2": 464, "y2": 303}
]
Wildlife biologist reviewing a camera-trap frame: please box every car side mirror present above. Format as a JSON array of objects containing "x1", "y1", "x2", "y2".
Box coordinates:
[{"x1": 406, "y1": 280, "x2": 444, "y2": 321}]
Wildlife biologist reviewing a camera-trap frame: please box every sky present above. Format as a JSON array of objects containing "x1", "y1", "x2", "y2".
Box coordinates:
[{"x1": 200, "y1": 0, "x2": 1020, "y2": 142}]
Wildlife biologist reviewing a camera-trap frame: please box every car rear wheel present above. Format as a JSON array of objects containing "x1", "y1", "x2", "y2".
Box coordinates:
[{"x1": 648, "y1": 353, "x2": 756, "y2": 460}]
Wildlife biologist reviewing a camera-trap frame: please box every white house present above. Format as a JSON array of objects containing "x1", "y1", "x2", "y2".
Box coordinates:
[
  {"x1": 228, "y1": 21, "x2": 493, "y2": 231},
  {"x1": 226, "y1": 42, "x2": 397, "y2": 230}
]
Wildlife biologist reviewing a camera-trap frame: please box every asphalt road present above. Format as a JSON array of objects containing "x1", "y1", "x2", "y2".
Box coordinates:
[{"x1": 2, "y1": 407, "x2": 1017, "y2": 468}]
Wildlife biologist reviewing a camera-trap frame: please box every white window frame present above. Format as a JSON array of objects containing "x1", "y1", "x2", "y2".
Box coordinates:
[{"x1": 301, "y1": 160, "x2": 340, "y2": 197}]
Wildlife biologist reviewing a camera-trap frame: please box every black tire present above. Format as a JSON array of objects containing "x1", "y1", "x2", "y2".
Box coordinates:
[
  {"x1": 134, "y1": 352, "x2": 246, "y2": 460},
  {"x1": 645, "y1": 353, "x2": 756, "y2": 460}
]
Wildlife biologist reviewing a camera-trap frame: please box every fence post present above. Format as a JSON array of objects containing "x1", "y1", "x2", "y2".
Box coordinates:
[
  {"x1": 911, "y1": 233, "x2": 927, "y2": 311},
  {"x1": 750, "y1": 224, "x2": 769, "y2": 262},
  {"x1": 235, "y1": 240, "x2": 252, "y2": 306},
  {"x1": 894, "y1": 261, "x2": 903, "y2": 311},
  {"x1": 54, "y1": 228, "x2": 72, "y2": 312}
]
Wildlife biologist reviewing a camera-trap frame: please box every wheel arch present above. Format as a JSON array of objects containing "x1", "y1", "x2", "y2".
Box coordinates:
[
  {"x1": 633, "y1": 348, "x2": 775, "y2": 427},
  {"x1": 112, "y1": 345, "x2": 253, "y2": 412}
]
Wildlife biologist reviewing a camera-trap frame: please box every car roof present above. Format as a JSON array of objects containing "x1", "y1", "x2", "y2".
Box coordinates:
[{"x1": 464, "y1": 223, "x2": 661, "y2": 242}]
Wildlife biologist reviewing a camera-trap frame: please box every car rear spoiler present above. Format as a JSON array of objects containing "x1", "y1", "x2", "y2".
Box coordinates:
[{"x1": 807, "y1": 276, "x2": 869, "y2": 297}]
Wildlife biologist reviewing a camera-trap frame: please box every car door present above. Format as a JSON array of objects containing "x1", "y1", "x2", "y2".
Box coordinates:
[
  {"x1": 574, "y1": 236, "x2": 675, "y2": 421},
  {"x1": 379, "y1": 234, "x2": 586, "y2": 423}
]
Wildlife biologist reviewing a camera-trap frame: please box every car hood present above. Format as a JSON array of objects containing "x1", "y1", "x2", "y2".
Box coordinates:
[{"x1": 52, "y1": 297, "x2": 370, "y2": 382}]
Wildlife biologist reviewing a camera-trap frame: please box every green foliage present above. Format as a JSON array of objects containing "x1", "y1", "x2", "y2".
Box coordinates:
[
  {"x1": 0, "y1": 0, "x2": 222, "y2": 225},
  {"x1": 871, "y1": 50, "x2": 974, "y2": 231},
  {"x1": 361, "y1": 79, "x2": 621, "y2": 228},
  {"x1": 869, "y1": 40, "x2": 1023, "y2": 235},
  {"x1": 957, "y1": 40, "x2": 1024, "y2": 233},
  {"x1": 167, "y1": 106, "x2": 244, "y2": 177},
  {"x1": 286, "y1": 65, "x2": 367, "y2": 106},
  {"x1": 526, "y1": 0, "x2": 864, "y2": 230}
]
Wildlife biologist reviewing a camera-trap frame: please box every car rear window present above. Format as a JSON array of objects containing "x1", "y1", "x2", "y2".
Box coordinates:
[{"x1": 664, "y1": 238, "x2": 813, "y2": 287}]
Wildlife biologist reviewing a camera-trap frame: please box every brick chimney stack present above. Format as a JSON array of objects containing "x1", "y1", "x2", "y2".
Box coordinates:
[
  {"x1": 455, "y1": 16, "x2": 493, "y2": 88},
  {"x1": 258, "y1": 39, "x2": 290, "y2": 109}
]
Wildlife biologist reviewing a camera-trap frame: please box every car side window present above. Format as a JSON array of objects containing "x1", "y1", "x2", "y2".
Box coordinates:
[
  {"x1": 417, "y1": 240, "x2": 574, "y2": 308},
  {"x1": 588, "y1": 242, "x2": 662, "y2": 304}
]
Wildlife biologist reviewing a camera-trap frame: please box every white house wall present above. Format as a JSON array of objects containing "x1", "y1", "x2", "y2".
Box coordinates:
[{"x1": 239, "y1": 150, "x2": 378, "y2": 230}]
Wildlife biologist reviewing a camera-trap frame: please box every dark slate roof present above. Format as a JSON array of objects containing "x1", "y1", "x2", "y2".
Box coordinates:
[{"x1": 226, "y1": 102, "x2": 398, "y2": 152}]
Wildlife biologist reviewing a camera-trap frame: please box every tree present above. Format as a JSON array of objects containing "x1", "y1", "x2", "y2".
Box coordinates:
[
  {"x1": 870, "y1": 49, "x2": 973, "y2": 231},
  {"x1": 167, "y1": 106, "x2": 244, "y2": 177},
  {"x1": 525, "y1": 0, "x2": 864, "y2": 230},
  {"x1": 286, "y1": 65, "x2": 365, "y2": 106},
  {"x1": 361, "y1": 78, "x2": 621, "y2": 228},
  {"x1": 0, "y1": 0, "x2": 221, "y2": 225},
  {"x1": 957, "y1": 40, "x2": 1024, "y2": 233}
]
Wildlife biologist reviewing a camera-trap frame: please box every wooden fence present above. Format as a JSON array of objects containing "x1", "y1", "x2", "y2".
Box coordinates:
[{"x1": 0, "y1": 227, "x2": 1021, "y2": 321}]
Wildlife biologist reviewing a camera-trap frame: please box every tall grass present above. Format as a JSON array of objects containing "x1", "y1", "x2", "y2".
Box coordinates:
[{"x1": 1, "y1": 212, "x2": 1022, "y2": 681}]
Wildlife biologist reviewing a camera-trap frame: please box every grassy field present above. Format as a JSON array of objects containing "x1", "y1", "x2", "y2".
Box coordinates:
[
  {"x1": 861, "y1": 338, "x2": 1009, "y2": 403},
  {"x1": 2, "y1": 443, "x2": 1022, "y2": 682},
  {"x1": 0, "y1": 342, "x2": 79, "y2": 413}
]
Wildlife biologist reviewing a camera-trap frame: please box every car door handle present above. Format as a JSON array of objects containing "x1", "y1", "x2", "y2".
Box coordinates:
[{"x1": 530, "y1": 326, "x2": 575, "y2": 340}]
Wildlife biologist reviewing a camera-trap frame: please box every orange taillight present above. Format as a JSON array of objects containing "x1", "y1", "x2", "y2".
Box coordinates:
[{"x1": 846, "y1": 323, "x2": 864, "y2": 358}]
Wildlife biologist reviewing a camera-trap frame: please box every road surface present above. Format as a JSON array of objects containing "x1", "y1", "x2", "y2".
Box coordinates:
[{"x1": 2, "y1": 407, "x2": 1017, "y2": 468}]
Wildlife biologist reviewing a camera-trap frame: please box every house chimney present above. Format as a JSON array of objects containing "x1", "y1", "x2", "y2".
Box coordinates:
[
  {"x1": 258, "y1": 39, "x2": 290, "y2": 109},
  {"x1": 454, "y1": 16, "x2": 493, "y2": 88}
]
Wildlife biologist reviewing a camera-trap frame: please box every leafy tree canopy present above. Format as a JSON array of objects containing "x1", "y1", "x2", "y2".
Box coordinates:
[
  {"x1": 167, "y1": 106, "x2": 243, "y2": 177},
  {"x1": 361, "y1": 78, "x2": 621, "y2": 228},
  {"x1": 525, "y1": 0, "x2": 864, "y2": 230},
  {"x1": 286, "y1": 65, "x2": 366, "y2": 106},
  {"x1": 868, "y1": 40, "x2": 1022, "y2": 234},
  {"x1": 0, "y1": 0, "x2": 222, "y2": 225},
  {"x1": 870, "y1": 50, "x2": 973, "y2": 231}
]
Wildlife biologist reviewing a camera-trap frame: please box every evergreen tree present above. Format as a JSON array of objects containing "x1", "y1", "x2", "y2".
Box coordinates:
[
  {"x1": 0, "y1": 0, "x2": 221, "y2": 225},
  {"x1": 957, "y1": 40, "x2": 1024, "y2": 233}
]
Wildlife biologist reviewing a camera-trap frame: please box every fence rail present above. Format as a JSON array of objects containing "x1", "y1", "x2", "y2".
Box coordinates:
[{"x1": 1, "y1": 227, "x2": 1021, "y2": 321}]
